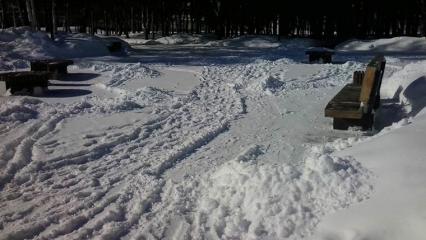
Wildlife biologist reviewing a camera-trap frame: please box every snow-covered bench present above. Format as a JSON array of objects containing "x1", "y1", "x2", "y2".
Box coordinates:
[
  {"x1": 324, "y1": 55, "x2": 386, "y2": 130},
  {"x1": 305, "y1": 47, "x2": 335, "y2": 63},
  {"x1": 0, "y1": 71, "x2": 50, "y2": 96},
  {"x1": 31, "y1": 59, "x2": 74, "y2": 79}
]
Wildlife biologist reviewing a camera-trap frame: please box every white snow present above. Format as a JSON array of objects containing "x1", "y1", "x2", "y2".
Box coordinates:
[
  {"x1": 1, "y1": 31, "x2": 426, "y2": 240},
  {"x1": 0, "y1": 27, "x2": 127, "y2": 71},
  {"x1": 336, "y1": 36, "x2": 426, "y2": 53}
]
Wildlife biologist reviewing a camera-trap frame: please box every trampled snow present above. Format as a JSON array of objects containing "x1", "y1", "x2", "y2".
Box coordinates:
[{"x1": 1, "y1": 32, "x2": 426, "y2": 240}]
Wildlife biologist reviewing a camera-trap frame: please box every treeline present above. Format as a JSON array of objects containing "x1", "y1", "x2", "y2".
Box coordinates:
[{"x1": 1, "y1": 0, "x2": 425, "y2": 40}]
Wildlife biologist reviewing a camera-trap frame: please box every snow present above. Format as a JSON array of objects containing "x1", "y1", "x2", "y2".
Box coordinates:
[
  {"x1": 313, "y1": 112, "x2": 426, "y2": 240},
  {"x1": 336, "y1": 36, "x2": 426, "y2": 53},
  {"x1": 1, "y1": 31, "x2": 426, "y2": 239},
  {"x1": 0, "y1": 27, "x2": 128, "y2": 71}
]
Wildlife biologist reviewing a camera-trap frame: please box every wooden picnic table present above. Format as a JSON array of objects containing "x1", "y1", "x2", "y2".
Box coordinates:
[
  {"x1": 305, "y1": 48, "x2": 335, "y2": 63},
  {"x1": 0, "y1": 71, "x2": 50, "y2": 95},
  {"x1": 30, "y1": 59, "x2": 74, "y2": 79}
]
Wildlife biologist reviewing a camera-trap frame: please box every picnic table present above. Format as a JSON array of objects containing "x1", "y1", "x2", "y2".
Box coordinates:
[
  {"x1": 31, "y1": 59, "x2": 74, "y2": 79},
  {"x1": 305, "y1": 47, "x2": 335, "y2": 63},
  {"x1": 0, "y1": 71, "x2": 50, "y2": 96}
]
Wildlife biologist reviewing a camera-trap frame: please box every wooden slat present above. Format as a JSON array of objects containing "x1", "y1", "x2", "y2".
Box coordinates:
[
  {"x1": 328, "y1": 84, "x2": 361, "y2": 102},
  {"x1": 325, "y1": 108, "x2": 363, "y2": 119},
  {"x1": 359, "y1": 66, "x2": 377, "y2": 103}
]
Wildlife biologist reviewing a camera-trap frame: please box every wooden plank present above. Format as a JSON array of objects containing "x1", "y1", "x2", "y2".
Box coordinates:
[
  {"x1": 325, "y1": 108, "x2": 363, "y2": 119},
  {"x1": 359, "y1": 66, "x2": 377, "y2": 103},
  {"x1": 328, "y1": 84, "x2": 361, "y2": 102}
]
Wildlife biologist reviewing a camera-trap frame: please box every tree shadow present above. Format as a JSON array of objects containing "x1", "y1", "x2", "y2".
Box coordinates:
[
  {"x1": 374, "y1": 100, "x2": 407, "y2": 131},
  {"x1": 61, "y1": 73, "x2": 100, "y2": 81},
  {"x1": 374, "y1": 77, "x2": 426, "y2": 131},
  {"x1": 45, "y1": 89, "x2": 92, "y2": 98}
]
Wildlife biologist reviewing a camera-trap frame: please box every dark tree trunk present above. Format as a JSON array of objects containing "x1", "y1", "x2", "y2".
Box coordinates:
[
  {"x1": 0, "y1": 0, "x2": 4, "y2": 29},
  {"x1": 30, "y1": 0, "x2": 38, "y2": 30},
  {"x1": 51, "y1": 0, "x2": 56, "y2": 40},
  {"x1": 26, "y1": 0, "x2": 34, "y2": 29}
]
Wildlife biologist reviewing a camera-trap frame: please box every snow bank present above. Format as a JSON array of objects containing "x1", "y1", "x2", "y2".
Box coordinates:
[
  {"x1": 123, "y1": 33, "x2": 212, "y2": 45},
  {"x1": 313, "y1": 111, "x2": 426, "y2": 240},
  {"x1": 0, "y1": 27, "x2": 124, "y2": 71},
  {"x1": 336, "y1": 36, "x2": 426, "y2": 53},
  {"x1": 155, "y1": 34, "x2": 208, "y2": 45},
  {"x1": 146, "y1": 139, "x2": 371, "y2": 240},
  {"x1": 205, "y1": 35, "x2": 281, "y2": 48},
  {"x1": 190, "y1": 142, "x2": 371, "y2": 239}
]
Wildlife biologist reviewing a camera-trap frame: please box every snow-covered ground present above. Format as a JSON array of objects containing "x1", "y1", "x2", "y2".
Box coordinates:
[{"x1": 1, "y1": 30, "x2": 426, "y2": 239}]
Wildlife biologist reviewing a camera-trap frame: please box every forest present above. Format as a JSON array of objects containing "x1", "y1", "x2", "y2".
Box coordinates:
[{"x1": 1, "y1": 0, "x2": 425, "y2": 40}]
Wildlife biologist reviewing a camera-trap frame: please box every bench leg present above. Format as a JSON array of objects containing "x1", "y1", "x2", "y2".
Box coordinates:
[
  {"x1": 333, "y1": 115, "x2": 374, "y2": 131},
  {"x1": 361, "y1": 113, "x2": 374, "y2": 131}
]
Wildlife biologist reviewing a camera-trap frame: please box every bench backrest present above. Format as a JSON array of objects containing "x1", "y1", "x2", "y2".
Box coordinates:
[{"x1": 359, "y1": 55, "x2": 386, "y2": 105}]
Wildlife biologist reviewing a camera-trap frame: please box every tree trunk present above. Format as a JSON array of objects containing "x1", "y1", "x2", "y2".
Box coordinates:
[
  {"x1": 26, "y1": 0, "x2": 34, "y2": 29},
  {"x1": 64, "y1": 0, "x2": 70, "y2": 32},
  {"x1": 51, "y1": 0, "x2": 56, "y2": 40},
  {"x1": 0, "y1": 0, "x2": 4, "y2": 29},
  {"x1": 11, "y1": 4, "x2": 17, "y2": 27},
  {"x1": 131, "y1": 7, "x2": 134, "y2": 33},
  {"x1": 30, "y1": 0, "x2": 38, "y2": 30}
]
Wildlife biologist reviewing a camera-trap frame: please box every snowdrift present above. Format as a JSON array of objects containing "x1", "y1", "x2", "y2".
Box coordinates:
[
  {"x1": 0, "y1": 27, "x2": 127, "y2": 70},
  {"x1": 336, "y1": 36, "x2": 426, "y2": 53},
  {"x1": 124, "y1": 33, "x2": 316, "y2": 50}
]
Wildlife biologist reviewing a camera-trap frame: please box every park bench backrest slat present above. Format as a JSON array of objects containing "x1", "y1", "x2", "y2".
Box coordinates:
[
  {"x1": 359, "y1": 66, "x2": 377, "y2": 103},
  {"x1": 359, "y1": 56, "x2": 386, "y2": 105}
]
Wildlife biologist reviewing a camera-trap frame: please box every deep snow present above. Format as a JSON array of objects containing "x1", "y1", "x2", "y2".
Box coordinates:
[{"x1": 1, "y1": 30, "x2": 426, "y2": 240}]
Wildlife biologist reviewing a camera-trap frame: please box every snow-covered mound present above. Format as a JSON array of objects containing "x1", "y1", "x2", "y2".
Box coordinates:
[
  {"x1": 0, "y1": 27, "x2": 125, "y2": 70},
  {"x1": 155, "y1": 34, "x2": 208, "y2": 45},
  {"x1": 314, "y1": 111, "x2": 426, "y2": 240},
  {"x1": 123, "y1": 33, "x2": 213, "y2": 45},
  {"x1": 336, "y1": 36, "x2": 426, "y2": 53},
  {"x1": 205, "y1": 35, "x2": 281, "y2": 48},
  {"x1": 190, "y1": 144, "x2": 371, "y2": 239}
]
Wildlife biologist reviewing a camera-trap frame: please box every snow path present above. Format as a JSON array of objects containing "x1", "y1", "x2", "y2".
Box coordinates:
[{"x1": 1, "y1": 49, "x2": 411, "y2": 239}]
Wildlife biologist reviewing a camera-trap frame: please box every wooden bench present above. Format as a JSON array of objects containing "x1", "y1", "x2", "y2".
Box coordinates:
[
  {"x1": 325, "y1": 55, "x2": 386, "y2": 130},
  {"x1": 30, "y1": 59, "x2": 74, "y2": 79},
  {"x1": 305, "y1": 48, "x2": 334, "y2": 63},
  {"x1": 0, "y1": 71, "x2": 50, "y2": 96}
]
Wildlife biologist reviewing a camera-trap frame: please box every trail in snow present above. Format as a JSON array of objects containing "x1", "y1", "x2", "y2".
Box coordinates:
[{"x1": 0, "y1": 59, "x2": 244, "y2": 239}]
